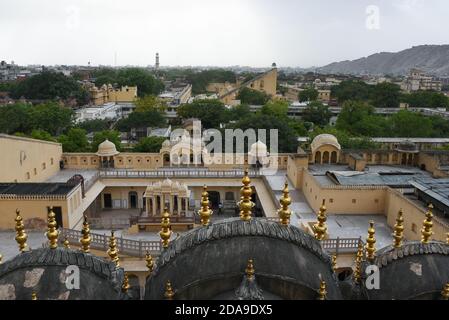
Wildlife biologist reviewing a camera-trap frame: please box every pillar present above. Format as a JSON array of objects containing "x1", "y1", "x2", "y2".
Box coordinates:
[
  {"x1": 159, "y1": 195, "x2": 164, "y2": 214},
  {"x1": 177, "y1": 196, "x2": 181, "y2": 215},
  {"x1": 152, "y1": 196, "x2": 156, "y2": 216},
  {"x1": 169, "y1": 195, "x2": 173, "y2": 214}
]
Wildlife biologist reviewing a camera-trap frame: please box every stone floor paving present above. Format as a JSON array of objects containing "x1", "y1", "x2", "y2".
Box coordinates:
[{"x1": 0, "y1": 231, "x2": 47, "y2": 263}]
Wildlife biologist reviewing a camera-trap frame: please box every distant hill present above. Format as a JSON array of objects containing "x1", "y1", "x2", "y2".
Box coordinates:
[{"x1": 316, "y1": 45, "x2": 449, "y2": 77}]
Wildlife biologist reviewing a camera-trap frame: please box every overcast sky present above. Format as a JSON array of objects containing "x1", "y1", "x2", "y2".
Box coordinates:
[{"x1": 1, "y1": 0, "x2": 448, "y2": 68}]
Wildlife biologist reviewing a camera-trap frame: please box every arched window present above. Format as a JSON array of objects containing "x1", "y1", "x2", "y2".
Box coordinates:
[
  {"x1": 323, "y1": 151, "x2": 330, "y2": 164},
  {"x1": 315, "y1": 151, "x2": 322, "y2": 164},
  {"x1": 331, "y1": 151, "x2": 337, "y2": 164}
]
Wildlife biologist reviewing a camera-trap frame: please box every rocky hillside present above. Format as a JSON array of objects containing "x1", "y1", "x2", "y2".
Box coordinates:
[{"x1": 317, "y1": 45, "x2": 449, "y2": 76}]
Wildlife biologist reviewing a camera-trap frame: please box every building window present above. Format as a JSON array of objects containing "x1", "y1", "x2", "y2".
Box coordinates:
[
  {"x1": 26, "y1": 172, "x2": 30, "y2": 180},
  {"x1": 374, "y1": 199, "x2": 379, "y2": 203},
  {"x1": 42, "y1": 162, "x2": 46, "y2": 170},
  {"x1": 330, "y1": 199, "x2": 334, "y2": 203},
  {"x1": 411, "y1": 223, "x2": 418, "y2": 233},
  {"x1": 34, "y1": 168, "x2": 37, "y2": 175},
  {"x1": 50, "y1": 158, "x2": 54, "y2": 165},
  {"x1": 352, "y1": 199, "x2": 356, "y2": 204}
]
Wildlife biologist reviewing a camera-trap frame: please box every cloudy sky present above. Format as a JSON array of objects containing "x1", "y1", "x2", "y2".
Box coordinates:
[{"x1": 0, "y1": 0, "x2": 448, "y2": 68}]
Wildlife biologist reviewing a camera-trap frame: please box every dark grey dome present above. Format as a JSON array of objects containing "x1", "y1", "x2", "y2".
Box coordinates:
[
  {"x1": 145, "y1": 218, "x2": 342, "y2": 300},
  {"x1": 0, "y1": 248, "x2": 127, "y2": 300},
  {"x1": 365, "y1": 241, "x2": 449, "y2": 300}
]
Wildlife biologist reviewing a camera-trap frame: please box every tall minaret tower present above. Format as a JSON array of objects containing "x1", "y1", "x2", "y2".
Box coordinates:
[{"x1": 155, "y1": 53, "x2": 160, "y2": 70}]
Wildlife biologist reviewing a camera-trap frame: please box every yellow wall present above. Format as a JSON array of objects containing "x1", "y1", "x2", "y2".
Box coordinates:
[{"x1": 0, "y1": 134, "x2": 62, "y2": 183}]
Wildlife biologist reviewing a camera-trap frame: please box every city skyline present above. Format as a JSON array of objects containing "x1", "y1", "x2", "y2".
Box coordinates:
[{"x1": 1, "y1": 0, "x2": 448, "y2": 68}]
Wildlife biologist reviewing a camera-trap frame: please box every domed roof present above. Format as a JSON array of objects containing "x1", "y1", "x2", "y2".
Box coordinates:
[
  {"x1": 162, "y1": 178, "x2": 172, "y2": 188},
  {"x1": 249, "y1": 140, "x2": 268, "y2": 157},
  {"x1": 310, "y1": 134, "x2": 341, "y2": 153},
  {"x1": 162, "y1": 140, "x2": 171, "y2": 148},
  {"x1": 96, "y1": 139, "x2": 119, "y2": 157}
]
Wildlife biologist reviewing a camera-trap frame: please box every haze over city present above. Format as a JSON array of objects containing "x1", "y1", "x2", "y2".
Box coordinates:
[{"x1": 1, "y1": 0, "x2": 448, "y2": 67}]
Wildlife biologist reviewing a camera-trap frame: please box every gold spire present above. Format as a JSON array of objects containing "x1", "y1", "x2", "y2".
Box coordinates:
[
  {"x1": 331, "y1": 255, "x2": 337, "y2": 273},
  {"x1": 107, "y1": 231, "x2": 120, "y2": 268},
  {"x1": 354, "y1": 240, "x2": 364, "y2": 284},
  {"x1": 365, "y1": 221, "x2": 376, "y2": 262},
  {"x1": 121, "y1": 272, "x2": 130, "y2": 293},
  {"x1": 245, "y1": 259, "x2": 255, "y2": 280},
  {"x1": 145, "y1": 251, "x2": 154, "y2": 273},
  {"x1": 393, "y1": 209, "x2": 404, "y2": 248},
  {"x1": 15, "y1": 210, "x2": 28, "y2": 253},
  {"x1": 199, "y1": 185, "x2": 212, "y2": 226},
  {"x1": 441, "y1": 283, "x2": 449, "y2": 300},
  {"x1": 239, "y1": 169, "x2": 254, "y2": 221},
  {"x1": 160, "y1": 207, "x2": 172, "y2": 248},
  {"x1": 63, "y1": 236, "x2": 70, "y2": 249},
  {"x1": 164, "y1": 280, "x2": 174, "y2": 300},
  {"x1": 277, "y1": 182, "x2": 292, "y2": 225},
  {"x1": 80, "y1": 215, "x2": 91, "y2": 253},
  {"x1": 317, "y1": 280, "x2": 327, "y2": 300},
  {"x1": 313, "y1": 200, "x2": 328, "y2": 241},
  {"x1": 46, "y1": 207, "x2": 59, "y2": 249},
  {"x1": 421, "y1": 204, "x2": 434, "y2": 244},
  {"x1": 31, "y1": 292, "x2": 37, "y2": 300},
  {"x1": 446, "y1": 232, "x2": 449, "y2": 245}
]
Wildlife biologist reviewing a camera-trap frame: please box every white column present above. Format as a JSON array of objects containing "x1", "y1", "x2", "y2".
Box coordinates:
[
  {"x1": 160, "y1": 195, "x2": 164, "y2": 214},
  {"x1": 177, "y1": 196, "x2": 181, "y2": 215},
  {"x1": 169, "y1": 195, "x2": 173, "y2": 214},
  {"x1": 152, "y1": 196, "x2": 156, "y2": 216}
]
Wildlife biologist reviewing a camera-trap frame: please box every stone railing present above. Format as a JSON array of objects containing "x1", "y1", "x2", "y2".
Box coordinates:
[
  {"x1": 57, "y1": 227, "x2": 361, "y2": 257},
  {"x1": 321, "y1": 237, "x2": 363, "y2": 254},
  {"x1": 59, "y1": 228, "x2": 161, "y2": 257},
  {"x1": 99, "y1": 169, "x2": 261, "y2": 179}
]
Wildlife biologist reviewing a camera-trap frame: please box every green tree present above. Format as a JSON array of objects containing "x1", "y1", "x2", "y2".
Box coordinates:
[
  {"x1": 336, "y1": 101, "x2": 375, "y2": 134},
  {"x1": 135, "y1": 95, "x2": 167, "y2": 113},
  {"x1": 402, "y1": 90, "x2": 449, "y2": 109},
  {"x1": 115, "y1": 110, "x2": 166, "y2": 132},
  {"x1": 389, "y1": 111, "x2": 433, "y2": 137},
  {"x1": 370, "y1": 82, "x2": 401, "y2": 108},
  {"x1": 0, "y1": 103, "x2": 31, "y2": 134},
  {"x1": 225, "y1": 104, "x2": 252, "y2": 122},
  {"x1": 186, "y1": 69, "x2": 236, "y2": 94},
  {"x1": 260, "y1": 101, "x2": 289, "y2": 119},
  {"x1": 91, "y1": 130, "x2": 122, "y2": 152},
  {"x1": 93, "y1": 68, "x2": 164, "y2": 97},
  {"x1": 58, "y1": 128, "x2": 90, "y2": 152},
  {"x1": 302, "y1": 101, "x2": 332, "y2": 126},
  {"x1": 10, "y1": 71, "x2": 89, "y2": 105},
  {"x1": 133, "y1": 136, "x2": 166, "y2": 152},
  {"x1": 28, "y1": 102, "x2": 73, "y2": 135},
  {"x1": 177, "y1": 99, "x2": 227, "y2": 129},
  {"x1": 299, "y1": 87, "x2": 319, "y2": 102},
  {"x1": 30, "y1": 130, "x2": 56, "y2": 142},
  {"x1": 237, "y1": 87, "x2": 270, "y2": 105},
  {"x1": 331, "y1": 80, "x2": 371, "y2": 103},
  {"x1": 76, "y1": 119, "x2": 111, "y2": 133}
]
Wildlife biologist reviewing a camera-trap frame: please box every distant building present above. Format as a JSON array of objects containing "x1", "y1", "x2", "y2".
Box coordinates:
[
  {"x1": 158, "y1": 84, "x2": 192, "y2": 119},
  {"x1": 75, "y1": 102, "x2": 135, "y2": 123},
  {"x1": 206, "y1": 63, "x2": 278, "y2": 106},
  {"x1": 88, "y1": 83, "x2": 137, "y2": 106},
  {"x1": 280, "y1": 84, "x2": 331, "y2": 103},
  {"x1": 402, "y1": 68, "x2": 442, "y2": 92}
]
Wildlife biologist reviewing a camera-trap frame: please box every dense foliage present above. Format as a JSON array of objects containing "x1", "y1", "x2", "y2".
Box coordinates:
[{"x1": 237, "y1": 87, "x2": 270, "y2": 105}]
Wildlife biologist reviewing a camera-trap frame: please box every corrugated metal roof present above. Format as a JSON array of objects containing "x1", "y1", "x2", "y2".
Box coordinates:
[{"x1": 0, "y1": 183, "x2": 76, "y2": 195}]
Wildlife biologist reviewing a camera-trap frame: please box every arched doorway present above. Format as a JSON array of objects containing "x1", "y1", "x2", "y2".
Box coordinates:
[
  {"x1": 208, "y1": 191, "x2": 220, "y2": 209},
  {"x1": 315, "y1": 151, "x2": 322, "y2": 164},
  {"x1": 330, "y1": 151, "x2": 337, "y2": 164},
  {"x1": 129, "y1": 191, "x2": 138, "y2": 209},
  {"x1": 163, "y1": 154, "x2": 170, "y2": 166},
  {"x1": 323, "y1": 151, "x2": 330, "y2": 164}
]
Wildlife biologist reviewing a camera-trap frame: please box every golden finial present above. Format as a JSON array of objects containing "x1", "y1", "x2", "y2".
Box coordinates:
[
  {"x1": 239, "y1": 169, "x2": 254, "y2": 221},
  {"x1": 107, "y1": 231, "x2": 120, "y2": 268},
  {"x1": 313, "y1": 200, "x2": 328, "y2": 241},
  {"x1": 145, "y1": 251, "x2": 154, "y2": 273},
  {"x1": 393, "y1": 209, "x2": 404, "y2": 248},
  {"x1": 331, "y1": 255, "x2": 337, "y2": 273},
  {"x1": 277, "y1": 182, "x2": 292, "y2": 225},
  {"x1": 46, "y1": 207, "x2": 59, "y2": 249},
  {"x1": 446, "y1": 232, "x2": 449, "y2": 245},
  {"x1": 245, "y1": 259, "x2": 255, "y2": 280},
  {"x1": 199, "y1": 185, "x2": 212, "y2": 226},
  {"x1": 365, "y1": 221, "x2": 376, "y2": 262},
  {"x1": 354, "y1": 240, "x2": 364, "y2": 284},
  {"x1": 63, "y1": 237, "x2": 70, "y2": 249},
  {"x1": 31, "y1": 292, "x2": 37, "y2": 300},
  {"x1": 15, "y1": 210, "x2": 28, "y2": 253},
  {"x1": 121, "y1": 272, "x2": 130, "y2": 293},
  {"x1": 441, "y1": 283, "x2": 449, "y2": 300},
  {"x1": 160, "y1": 207, "x2": 172, "y2": 248},
  {"x1": 317, "y1": 280, "x2": 327, "y2": 300},
  {"x1": 421, "y1": 204, "x2": 434, "y2": 244},
  {"x1": 164, "y1": 280, "x2": 174, "y2": 300},
  {"x1": 80, "y1": 215, "x2": 91, "y2": 253}
]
